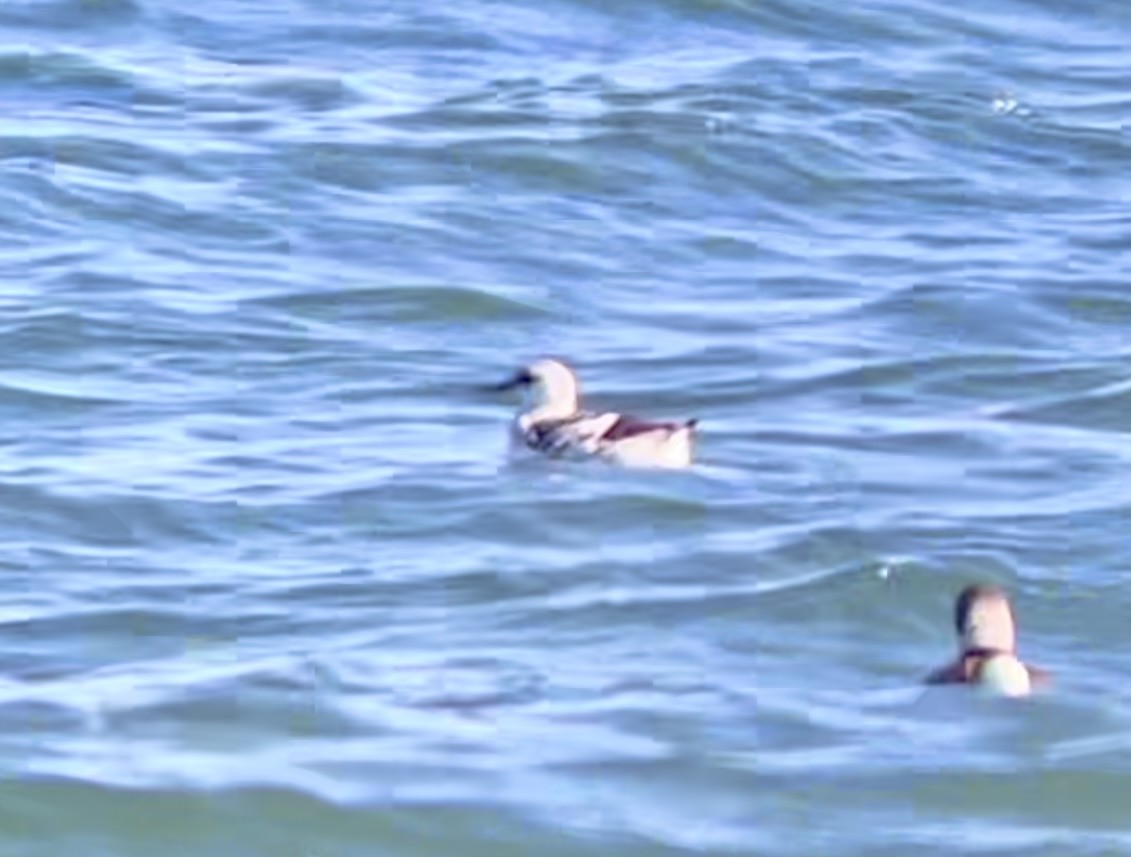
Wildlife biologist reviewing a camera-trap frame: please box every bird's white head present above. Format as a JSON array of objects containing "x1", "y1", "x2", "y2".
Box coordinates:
[
  {"x1": 956, "y1": 584, "x2": 1017, "y2": 655},
  {"x1": 492, "y1": 357, "x2": 581, "y2": 421}
]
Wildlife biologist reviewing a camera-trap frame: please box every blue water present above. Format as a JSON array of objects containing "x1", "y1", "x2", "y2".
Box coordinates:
[{"x1": 2, "y1": 0, "x2": 1131, "y2": 853}]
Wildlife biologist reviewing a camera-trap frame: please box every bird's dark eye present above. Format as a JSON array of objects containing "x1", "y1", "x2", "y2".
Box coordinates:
[{"x1": 490, "y1": 368, "x2": 536, "y2": 392}]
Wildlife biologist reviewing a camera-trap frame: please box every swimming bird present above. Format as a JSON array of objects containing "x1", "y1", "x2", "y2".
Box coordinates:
[
  {"x1": 925, "y1": 584, "x2": 1049, "y2": 696},
  {"x1": 490, "y1": 357, "x2": 699, "y2": 468}
]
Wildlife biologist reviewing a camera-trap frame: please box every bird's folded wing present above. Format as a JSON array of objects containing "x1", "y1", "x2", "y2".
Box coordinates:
[{"x1": 598, "y1": 414, "x2": 682, "y2": 442}]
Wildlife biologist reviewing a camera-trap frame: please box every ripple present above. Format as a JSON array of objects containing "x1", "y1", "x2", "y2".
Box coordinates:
[{"x1": 257, "y1": 283, "x2": 551, "y2": 324}]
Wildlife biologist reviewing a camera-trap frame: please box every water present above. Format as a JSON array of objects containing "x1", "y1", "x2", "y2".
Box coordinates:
[{"x1": 2, "y1": 0, "x2": 1131, "y2": 853}]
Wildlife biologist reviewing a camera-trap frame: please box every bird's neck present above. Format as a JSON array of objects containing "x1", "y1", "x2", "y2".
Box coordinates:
[
  {"x1": 526, "y1": 399, "x2": 578, "y2": 423},
  {"x1": 523, "y1": 386, "x2": 580, "y2": 423}
]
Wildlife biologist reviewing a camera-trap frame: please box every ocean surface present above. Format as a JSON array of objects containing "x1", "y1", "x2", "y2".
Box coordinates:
[{"x1": 2, "y1": 0, "x2": 1131, "y2": 853}]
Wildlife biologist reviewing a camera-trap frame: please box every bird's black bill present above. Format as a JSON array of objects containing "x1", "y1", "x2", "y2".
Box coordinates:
[{"x1": 487, "y1": 369, "x2": 534, "y2": 392}]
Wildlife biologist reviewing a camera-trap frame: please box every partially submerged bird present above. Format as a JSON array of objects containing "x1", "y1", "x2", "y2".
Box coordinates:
[
  {"x1": 925, "y1": 584, "x2": 1049, "y2": 696},
  {"x1": 490, "y1": 357, "x2": 698, "y2": 469}
]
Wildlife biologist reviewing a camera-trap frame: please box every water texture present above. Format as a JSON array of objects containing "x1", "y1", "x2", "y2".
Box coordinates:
[{"x1": 2, "y1": 0, "x2": 1130, "y2": 853}]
